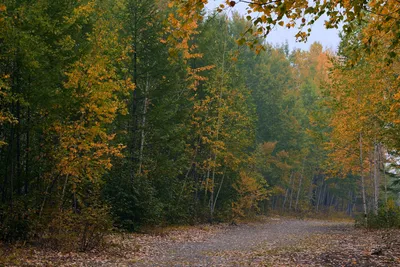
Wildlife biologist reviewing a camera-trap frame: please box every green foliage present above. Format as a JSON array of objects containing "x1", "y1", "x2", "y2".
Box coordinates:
[
  {"x1": 104, "y1": 172, "x2": 164, "y2": 231},
  {"x1": 42, "y1": 205, "x2": 112, "y2": 252},
  {"x1": 232, "y1": 171, "x2": 269, "y2": 219},
  {"x1": 0, "y1": 198, "x2": 33, "y2": 242},
  {"x1": 357, "y1": 200, "x2": 400, "y2": 229}
]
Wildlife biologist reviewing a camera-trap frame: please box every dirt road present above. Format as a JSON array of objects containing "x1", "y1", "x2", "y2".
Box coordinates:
[
  {"x1": 133, "y1": 218, "x2": 354, "y2": 266},
  {"x1": 127, "y1": 217, "x2": 399, "y2": 266},
  {"x1": 5, "y1": 217, "x2": 400, "y2": 266}
]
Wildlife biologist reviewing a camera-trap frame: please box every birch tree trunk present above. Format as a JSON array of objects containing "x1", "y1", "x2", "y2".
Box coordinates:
[
  {"x1": 130, "y1": 1, "x2": 139, "y2": 184},
  {"x1": 211, "y1": 170, "x2": 226, "y2": 216},
  {"x1": 295, "y1": 160, "x2": 305, "y2": 212},
  {"x1": 282, "y1": 171, "x2": 293, "y2": 211},
  {"x1": 289, "y1": 172, "x2": 295, "y2": 210},
  {"x1": 382, "y1": 145, "x2": 388, "y2": 204},
  {"x1": 359, "y1": 132, "x2": 368, "y2": 223},
  {"x1": 295, "y1": 173, "x2": 303, "y2": 212},
  {"x1": 373, "y1": 143, "x2": 380, "y2": 215},
  {"x1": 282, "y1": 188, "x2": 289, "y2": 211},
  {"x1": 137, "y1": 73, "x2": 149, "y2": 176}
]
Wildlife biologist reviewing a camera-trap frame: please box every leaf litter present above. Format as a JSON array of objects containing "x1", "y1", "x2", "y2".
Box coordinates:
[{"x1": 1, "y1": 218, "x2": 400, "y2": 266}]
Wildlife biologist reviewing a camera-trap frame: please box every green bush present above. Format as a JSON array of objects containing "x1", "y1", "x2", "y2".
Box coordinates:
[
  {"x1": 356, "y1": 199, "x2": 400, "y2": 229},
  {"x1": 104, "y1": 175, "x2": 164, "y2": 231},
  {"x1": 0, "y1": 199, "x2": 33, "y2": 242},
  {"x1": 42, "y1": 205, "x2": 112, "y2": 251}
]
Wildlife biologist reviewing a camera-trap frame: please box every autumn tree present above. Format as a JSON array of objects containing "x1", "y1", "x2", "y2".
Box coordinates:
[
  {"x1": 325, "y1": 17, "x2": 400, "y2": 220},
  {"x1": 0, "y1": 0, "x2": 133, "y2": 244}
]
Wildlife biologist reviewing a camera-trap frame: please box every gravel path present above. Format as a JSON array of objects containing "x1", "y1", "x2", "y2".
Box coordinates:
[{"x1": 135, "y1": 218, "x2": 352, "y2": 266}]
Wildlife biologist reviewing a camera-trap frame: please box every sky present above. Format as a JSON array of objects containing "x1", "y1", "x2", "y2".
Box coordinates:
[{"x1": 205, "y1": 0, "x2": 341, "y2": 51}]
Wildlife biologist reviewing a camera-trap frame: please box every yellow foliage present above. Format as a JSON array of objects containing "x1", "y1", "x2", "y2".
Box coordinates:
[
  {"x1": 49, "y1": 2, "x2": 133, "y2": 192},
  {"x1": 0, "y1": 75, "x2": 17, "y2": 147},
  {"x1": 261, "y1": 141, "x2": 277, "y2": 156},
  {"x1": 232, "y1": 171, "x2": 268, "y2": 218}
]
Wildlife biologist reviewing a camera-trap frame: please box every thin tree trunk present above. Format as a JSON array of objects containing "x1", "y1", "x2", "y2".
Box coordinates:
[
  {"x1": 24, "y1": 107, "x2": 30, "y2": 194},
  {"x1": 330, "y1": 195, "x2": 335, "y2": 206},
  {"x1": 316, "y1": 180, "x2": 324, "y2": 212},
  {"x1": 295, "y1": 160, "x2": 305, "y2": 212},
  {"x1": 369, "y1": 148, "x2": 375, "y2": 212},
  {"x1": 60, "y1": 175, "x2": 69, "y2": 210},
  {"x1": 8, "y1": 102, "x2": 15, "y2": 209},
  {"x1": 344, "y1": 196, "x2": 347, "y2": 213},
  {"x1": 16, "y1": 101, "x2": 21, "y2": 195},
  {"x1": 73, "y1": 192, "x2": 77, "y2": 213},
  {"x1": 308, "y1": 172, "x2": 316, "y2": 206},
  {"x1": 204, "y1": 158, "x2": 211, "y2": 205},
  {"x1": 383, "y1": 146, "x2": 388, "y2": 204},
  {"x1": 321, "y1": 183, "x2": 327, "y2": 207},
  {"x1": 377, "y1": 143, "x2": 381, "y2": 205},
  {"x1": 359, "y1": 132, "x2": 368, "y2": 223},
  {"x1": 289, "y1": 172, "x2": 295, "y2": 210},
  {"x1": 137, "y1": 73, "x2": 149, "y2": 176},
  {"x1": 212, "y1": 170, "x2": 226, "y2": 214},
  {"x1": 295, "y1": 173, "x2": 303, "y2": 212},
  {"x1": 210, "y1": 153, "x2": 217, "y2": 221},
  {"x1": 373, "y1": 142, "x2": 379, "y2": 215},
  {"x1": 283, "y1": 171, "x2": 294, "y2": 211},
  {"x1": 282, "y1": 188, "x2": 289, "y2": 211},
  {"x1": 210, "y1": 19, "x2": 227, "y2": 221},
  {"x1": 185, "y1": 136, "x2": 200, "y2": 179},
  {"x1": 347, "y1": 191, "x2": 352, "y2": 215},
  {"x1": 130, "y1": 1, "x2": 139, "y2": 184},
  {"x1": 194, "y1": 172, "x2": 199, "y2": 218},
  {"x1": 271, "y1": 196, "x2": 276, "y2": 210},
  {"x1": 3, "y1": 120, "x2": 13, "y2": 202},
  {"x1": 39, "y1": 174, "x2": 59, "y2": 218}
]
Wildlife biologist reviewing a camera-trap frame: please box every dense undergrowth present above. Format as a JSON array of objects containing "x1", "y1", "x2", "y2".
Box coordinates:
[{"x1": 356, "y1": 200, "x2": 400, "y2": 229}]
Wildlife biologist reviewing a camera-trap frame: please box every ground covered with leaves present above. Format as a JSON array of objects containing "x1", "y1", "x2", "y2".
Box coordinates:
[{"x1": 1, "y1": 217, "x2": 400, "y2": 266}]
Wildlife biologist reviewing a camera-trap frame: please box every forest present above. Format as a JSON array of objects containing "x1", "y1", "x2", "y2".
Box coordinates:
[{"x1": 1, "y1": 0, "x2": 400, "y2": 265}]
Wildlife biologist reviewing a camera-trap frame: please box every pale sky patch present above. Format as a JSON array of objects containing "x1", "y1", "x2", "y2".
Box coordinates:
[{"x1": 205, "y1": 0, "x2": 341, "y2": 51}]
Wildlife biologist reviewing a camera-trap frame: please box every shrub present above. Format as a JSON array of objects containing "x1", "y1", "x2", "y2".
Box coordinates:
[
  {"x1": 104, "y1": 175, "x2": 164, "y2": 231},
  {"x1": 232, "y1": 172, "x2": 269, "y2": 219},
  {"x1": 0, "y1": 199, "x2": 33, "y2": 242},
  {"x1": 42, "y1": 205, "x2": 112, "y2": 251},
  {"x1": 356, "y1": 199, "x2": 400, "y2": 229}
]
